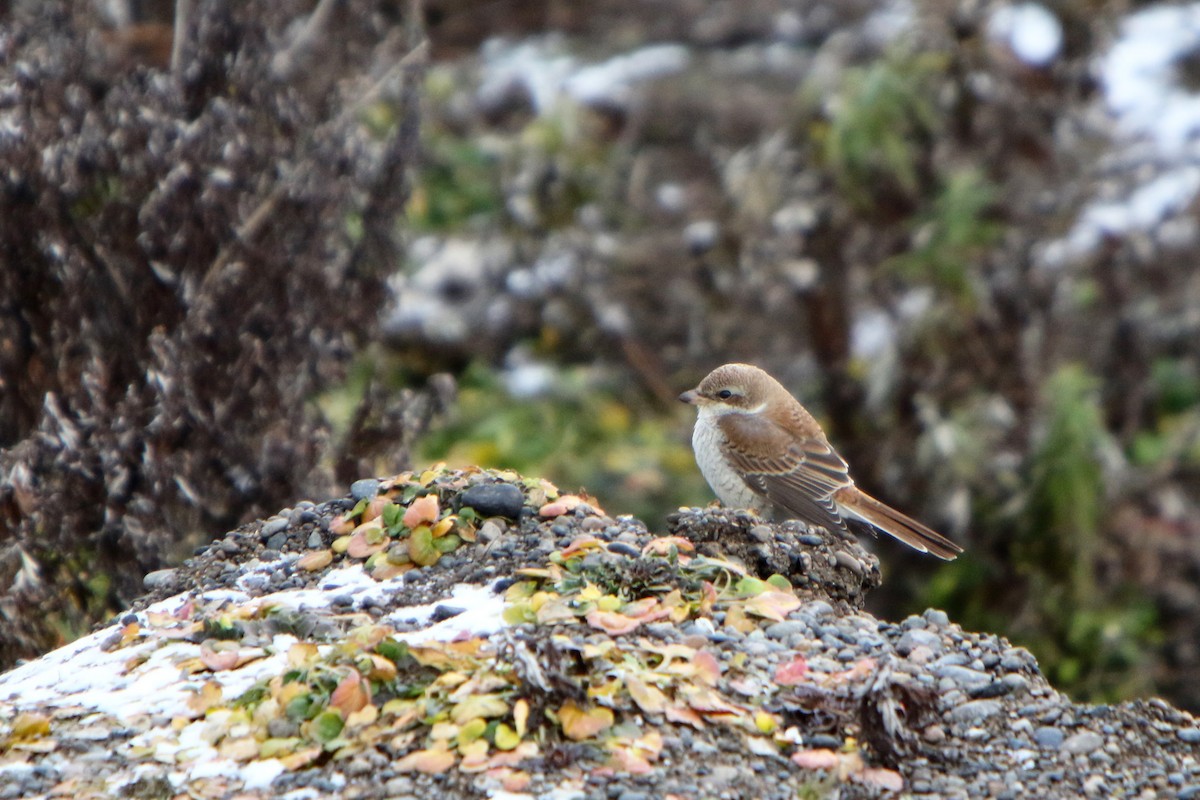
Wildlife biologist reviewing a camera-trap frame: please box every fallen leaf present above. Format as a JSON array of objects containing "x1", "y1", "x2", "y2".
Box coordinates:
[
  {"x1": 513, "y1": 699, "x2": 530, "y2": 737},
  {"x1": 395, "y1": 746, "x2": 456, "y2": 774},
  {"x1": 330, "y1": 669, "x2": 370, "y2": 715},
  {"x1": 296, "y1": 549, "x2": 333, "y2": 572},
  {"x1": 853, "y1": 767, "x2": 904, "y2": 791},
  {"x1": 403, "y1": 494, "x2": 440, "y2": 528},
  {"x1": 559, "y1": 701, "x2": 613, "y2": 741},
  {"x1": 792, "y1": 748, "x2": 840, "y2": 770},
  {"x1": 774, "y1": 655, "x2": 810, "y2": 685},
  {"x1": 586, "y1": 609, "x2": 641, "y2": 635},
  {"x1": 626, "y1": 676, "x2": 668, "y2": 714}
]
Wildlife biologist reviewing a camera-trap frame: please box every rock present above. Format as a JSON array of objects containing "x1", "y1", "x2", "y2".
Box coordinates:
[
  {"x1": 947, "y1": 699, "x2": 1004, "y2": 724},
  {"x1": 1060, "y1": 730, "x2": 1104, "y2": 755},
  {"x1": 1034, "y1": 726, "x2": 1064, "y2": 749},
  {"x1": 260, "y1": 516, "x2": 289, "y2": 538},
  {"x1": 896, "y1": 628, "x2": 942, "y2": 656},
  {"x1": 143, "y1": 568, "x2": 178, "y2": 591},
  {"x1": 350, "y1": 479, "x2": 380, "y2": 501},
  {"x1": 1177, "y1": 728, "x2": 1200, "y2": 744},
  {"x1": 459, "y1": 483, "x2": 525, "y2": 519}
]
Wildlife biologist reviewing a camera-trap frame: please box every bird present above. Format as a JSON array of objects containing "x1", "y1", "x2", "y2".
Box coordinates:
[{"x1": 679, "y1": 363, "x2": 962, "y2": 560}]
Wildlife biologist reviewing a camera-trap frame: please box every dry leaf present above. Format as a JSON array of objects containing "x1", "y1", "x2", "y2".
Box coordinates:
[
  {"x1": 559, "y1": 701, "x2": 613, "y2": 741},
  {"x1": 403, "y1": 494, "x2": 440, "y2": 528}
]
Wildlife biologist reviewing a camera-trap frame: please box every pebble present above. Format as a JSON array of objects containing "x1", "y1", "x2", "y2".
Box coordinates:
[
  {"x1": 1034, "y1": 727, "x2": 1064, "y2": 748},
  {"x1": 924, "y1": 609, "x2": 950, "y2": 627},
  {"x1": 260, "y1": 516, "x2": 289, "y2": 538},
  {"x1": 1178, "y1": 728, "x2": 1200, "y2": 744},
  {"x1": 459, "y1": 483, "x2": 525, "y2": 519},
  {"x1": 897, "y1": 628, "x2": 943, "y2": 655},
  {"x1": 1060, "y1": 730, "x2": 1104, "y2": 755},
  {"x1": 947, "y1": 699, "x2": 1003, "y2": 724},
  {"x1": 143, "y1": 568, "x2": 178, "y2": 591},
  {"x1": 349, "y1": 479, "x2": 380, "y2": 501},
  {"x1": 306, "y1": 530, "x2": 323, "y2": 549}
]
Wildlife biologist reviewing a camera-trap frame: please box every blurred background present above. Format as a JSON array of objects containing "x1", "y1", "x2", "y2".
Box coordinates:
[{"x1": 3, "y1": 0, "x2": 1200, "y2": 715}]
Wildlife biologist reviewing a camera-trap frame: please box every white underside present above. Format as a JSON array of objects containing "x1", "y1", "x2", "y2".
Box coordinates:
[{"x1": 691, "y1": 411, "x2": 772, "y2": 515}]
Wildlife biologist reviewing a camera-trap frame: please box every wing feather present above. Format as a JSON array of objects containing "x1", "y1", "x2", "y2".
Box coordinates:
[{"x1": 718, "y1": 412, "x2": 854, "y2": 533}]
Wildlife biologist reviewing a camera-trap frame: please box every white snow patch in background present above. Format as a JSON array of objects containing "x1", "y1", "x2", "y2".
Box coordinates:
[
  {"x1": 1041, "y1": 4, "x2": 1200, "y2": 267},
  {"x1": 478, "y1": 37, "x2": 688, "y2": 114},
  {"x1": 1101, "y1": 4, "x2": 1200, "y2": 152},
  {"x1": 987, "y1": 3, "x2": 1063, "y2": 67}
]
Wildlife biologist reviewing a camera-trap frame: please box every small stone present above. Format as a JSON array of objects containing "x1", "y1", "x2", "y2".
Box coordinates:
[
  {"x1": 797, "y1": 533, "x2": 823, "y2": 546},
  {"x1": 1060, "y1": 730, "x2": 1103, "y2": 755},
  {"x1": 1178, "y1": 728, "x2": 1200, "y2": 744},
  {"x1": 143, "y1": 568, "x2": 178, "y2": 591},
  {"x1": 460, "y1": 483, "x2": 525, "y2": 519},
  {"x1": 897, "y1": 628, "x2": 942, "y2": 656},
  {"x1": 350, "y1": 479, "x2": 380, "y2": 501},
  {"x1": 429, "y1": 605, "x2": 465, "y2": 623},
  {"x1": 306, "y1": 530, "x2": 323, "y2": 549},
  {"x1": 934, "y1": 664, "x2": 992, "y2": 688},
  {"x1": 477, "y1": 519, "x2": 506, "y2": 542},
  {"x1": 924, "y1": 609, "x2": 950, "y2": 627},
  {"x1": 764, "y1": 620, "x2": 807, "y2": 640},
  {"x1": 261, "y1": 516, "x2": 289, "y2": 538},
  {"x1": 947, "y1": 699, "x2": 1003, "y2": 724},
  {"x1": 1034, "y1": 726, "x2": 1064, "y2": 749},
  {"x1": 266, "y1": 532, "x2": 288, "y2": 552},
  {"x1": 749, "y1": 524, "x2": 773, "y2": 542}
]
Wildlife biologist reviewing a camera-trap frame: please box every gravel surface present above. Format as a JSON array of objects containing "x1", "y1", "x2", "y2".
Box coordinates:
[{"x1": 2, "y1": 468, "x2": 1198, "y2": 799}]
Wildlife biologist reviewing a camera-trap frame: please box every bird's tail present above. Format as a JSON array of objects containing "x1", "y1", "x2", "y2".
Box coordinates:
[{"x1": 840, "y1": 490, "x2": 963, "y2": 560}]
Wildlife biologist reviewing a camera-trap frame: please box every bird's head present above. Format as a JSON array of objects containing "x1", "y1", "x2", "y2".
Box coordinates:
[{"x1": 679, "y1": 363, "x2": 780, "y2": 416}]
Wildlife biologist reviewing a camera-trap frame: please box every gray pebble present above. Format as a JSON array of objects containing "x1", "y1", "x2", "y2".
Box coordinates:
[
  {"x1": 261, "y1": 516, "x2": 289, "y2": 538},
  {"x1": 143, "y1": 568, "x2": 178, "y2": 591},
  {"x1": 350, "y1": 478, "x2": 380, "y2": 501},
  {"x1": 307, "y1": 530, "x2": 323, "y2": 549},
  {"x1": 266, "y1": 532, "x2": 288, "y2": 552},
  {"x1": 764, "y1": 620, "x2": 807, "y2": 639},
  {"x1": 1060, "y1": 730, "x2": 1104, "y2": 754},
  {"x1": 947, "y1": 699, "x2": 1003, "y2": 724},
  {"x1": 797, "y1": 533, "x2": 823, "y2": 546},
  {"x1": 897, "y1": 628, "x2": 943, "y2": 656},
  {"x1": 1034, "y1": 726, "x2": 1064, "y2": 749},
  {"x1": 1178, "y1": 728, "x2": 1200, "y2": 744},
  {"x1": 925, "y1": 609, "x2": 950, "y2": 627}
]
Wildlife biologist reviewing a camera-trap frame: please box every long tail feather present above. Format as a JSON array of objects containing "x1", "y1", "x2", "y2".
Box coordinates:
[{"x1": 840, "y1": 491, "x2": 963, "y2": 560}]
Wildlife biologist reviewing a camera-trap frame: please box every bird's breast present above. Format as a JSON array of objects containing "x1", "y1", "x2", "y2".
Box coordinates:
[{"x1": 692, "y1": 414, "x2": 769, "y2": 513}]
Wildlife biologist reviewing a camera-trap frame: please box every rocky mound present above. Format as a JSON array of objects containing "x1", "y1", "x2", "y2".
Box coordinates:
[{"x1": 1, "y1": 468, "x2": 1197, "y2": 799}]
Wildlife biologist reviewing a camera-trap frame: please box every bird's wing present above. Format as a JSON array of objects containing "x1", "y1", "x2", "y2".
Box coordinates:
[{"x1": 717, "y1": 412, "x2": 855, "y2": 533}]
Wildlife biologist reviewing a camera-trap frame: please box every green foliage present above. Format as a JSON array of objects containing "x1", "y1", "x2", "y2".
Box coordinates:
[
  {"x1": 408, "y1": 134, "x2": 505, "y2": 231},
  {"x1": 1012, "y1": 365, "x2": 1158, "y2": 701},
  {"x1": 813, "y1": 53, "x2": 945, "y2": 209},
  {"x1": 416, "y1": 363, "x2": 709, "y2": 524},
  {"x1": 889, "y1": 170, "x2": 1003, "y2": 305}
]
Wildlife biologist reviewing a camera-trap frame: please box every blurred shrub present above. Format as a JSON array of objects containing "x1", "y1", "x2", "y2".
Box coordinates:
[{"x1": 0, "y1": 1, "x2": 434, "y2": 666}]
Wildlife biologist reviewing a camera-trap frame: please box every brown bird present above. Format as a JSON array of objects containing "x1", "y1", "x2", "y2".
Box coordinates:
[{"x1": 680, "y1": 363, "x2": 962, "y2": 560}]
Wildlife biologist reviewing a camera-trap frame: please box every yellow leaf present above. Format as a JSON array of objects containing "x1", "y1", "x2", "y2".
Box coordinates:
[
  {"x1": 558, "y1": 701, "x2": 613, "y2": 741},
  {"x1": 395, "y1": 747, "x2": 456, "y2": 774},
  {"x1": 513, "y1": 699, "x2": 529, "y2": 737},
  {"x1": 296, "y1": 549, "x2": 334, "y2": 571},
  {"x1": 625, "y1": 676, "x2": 667, "y2": 713}
]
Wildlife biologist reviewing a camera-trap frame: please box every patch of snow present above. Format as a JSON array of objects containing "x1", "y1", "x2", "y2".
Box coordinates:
[
  {"x1": 1040, "y1": 167, "x2": 1200, "y2": 267},
  {"x1": 239, "y1": 758, "x2": 286, "y2": 790},
  {"x1": 1101, "y1": 4, "x2": 1200, "y2": 153},
  {"x1": 988, "y1": 3, "x2": 1063, "y2": 68},
  {"x1": 385, "y1": 582, "x2": 510, "y2": 644},
  {"x1": 478, "y1": 36, "x2": 688, "y2": 115}
]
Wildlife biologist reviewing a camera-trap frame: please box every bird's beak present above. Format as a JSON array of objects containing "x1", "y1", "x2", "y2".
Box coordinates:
[{"x1": 679, "y1": 389, "x2": 699, "y2": 405}]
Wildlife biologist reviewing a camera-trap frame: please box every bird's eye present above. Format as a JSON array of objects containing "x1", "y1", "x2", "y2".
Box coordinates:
[{"x1": 716, "y1": 389, "x2": 734, "y2": 400}]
